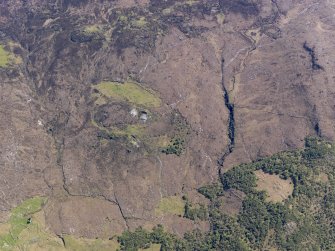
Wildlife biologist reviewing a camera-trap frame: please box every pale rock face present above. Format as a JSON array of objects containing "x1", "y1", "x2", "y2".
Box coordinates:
[{"x1": 130, "y1": 108, "x2": 138, "y2": 117}]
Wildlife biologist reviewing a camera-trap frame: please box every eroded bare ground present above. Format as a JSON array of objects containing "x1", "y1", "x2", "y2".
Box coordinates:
[{"x1": 0, "y1": 0, "x2": 334, "y2": 240}]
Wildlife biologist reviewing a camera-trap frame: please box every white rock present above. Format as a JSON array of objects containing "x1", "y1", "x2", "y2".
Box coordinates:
[{"x1": 130, "y1": 108, "x2": 138, "y2": 117}]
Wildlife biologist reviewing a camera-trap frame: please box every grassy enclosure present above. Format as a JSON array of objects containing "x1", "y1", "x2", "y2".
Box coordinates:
[
  {"x1": 0, "y1": 197, "x2": 47, "y2": 249},
  {"x1": 255, "y1": 170, "x2": 293, "y2": 203}
]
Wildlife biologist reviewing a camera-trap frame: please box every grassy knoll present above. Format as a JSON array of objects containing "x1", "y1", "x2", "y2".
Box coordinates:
[
  {"x1": 95, "y1": 82, "x2": 161, "y2": 108},
  {"x1": 0, "y1": 45, "x2": 10, "y2": 67}
]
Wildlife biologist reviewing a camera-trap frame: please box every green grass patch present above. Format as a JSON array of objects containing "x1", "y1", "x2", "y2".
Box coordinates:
[
  {"x1": 92, "y1": 120, "x2": 145, "y2": 140},
  {"x1": 114, "y1": 125, "x2": 146, "y2": 147},
  {"x1": 0, "y1": 45, "x2": 10, "y2": 67},
  {"x1": 155, "y1": 196, "x2": 185, "y2": 216},
  {"x1": 131, "y1": 17, "x2": 148, "y2": 28},
  {"x1": 84, "y1": 25, "x2": 101, "y2": 34},
  {"x1": 95, "y1": 81, "x2": 161, "y2": 108},
  {"x1": 113, "y1": 125, "x2": 145, "y2": 138},
  {"x1": 0, "y1": 43, "x2": 21, "y2": 67}
]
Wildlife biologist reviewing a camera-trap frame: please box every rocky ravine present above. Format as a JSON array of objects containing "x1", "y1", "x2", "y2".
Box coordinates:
[{"x1": 0, "y1": 0, "x2": 334, "y2": 242}]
